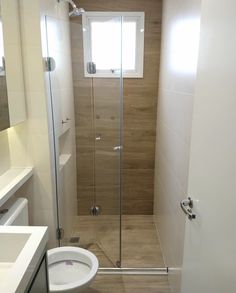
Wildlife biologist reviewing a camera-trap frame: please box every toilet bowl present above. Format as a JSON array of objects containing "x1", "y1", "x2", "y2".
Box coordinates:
[
  {"x1": 0, "y1": 198, "x2": 99, "y2": 292},
  {"x1": 48, "y1": 246, "x2": 99, "y2": 292}
]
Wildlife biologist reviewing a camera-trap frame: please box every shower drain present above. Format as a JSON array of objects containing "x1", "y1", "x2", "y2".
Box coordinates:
[{"x1": 90, "y1": 205, "x2": 101, "y2": 216}]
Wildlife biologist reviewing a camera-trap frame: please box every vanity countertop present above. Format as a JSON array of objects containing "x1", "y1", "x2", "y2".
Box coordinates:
[
  {"x1": 0, "y1": 226, "x2": 48, "y2": 293},
  {"x1": 0, "y1": 167, "x2": 33, "y2": 208}
]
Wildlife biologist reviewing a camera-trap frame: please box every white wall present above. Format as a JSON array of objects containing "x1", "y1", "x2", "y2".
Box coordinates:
[
  {"x1": 0, "y1": 130, "x2": 11, "y2": 175},
  {"x1": 181, "y1": 0, "x2": 236, "y2": 292},
  {"x1": 0, "y1": 0, "x2": 75, "y2": 248},
  {"x1": 17, "y1": 0, "x2": 76, "y2": 247},
  {"x1": 154, "y1": 0, "x2": 201, "y2": 292},
  {"x1": 7, "y1": 0, "x2": 59, "y2": 248},
  {"x1": 40, "y1": 0, "x2": 77, "y2": 243},
  {"x1": 0, "y1": 0, "x2": 57, "y2": 248}
]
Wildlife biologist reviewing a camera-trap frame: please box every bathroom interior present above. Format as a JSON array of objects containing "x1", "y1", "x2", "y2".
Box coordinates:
[{"x1": 0, "y1": 0, "x2": 236, "y2": 292}]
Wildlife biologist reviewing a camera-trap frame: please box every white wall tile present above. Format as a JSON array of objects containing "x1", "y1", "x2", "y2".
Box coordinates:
[{"x1": 154, "y1": 0, "x2": 201, "y2": 292}]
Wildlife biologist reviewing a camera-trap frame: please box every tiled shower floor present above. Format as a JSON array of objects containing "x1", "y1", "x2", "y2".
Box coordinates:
[{"x1": 71, "y1": 215, "x2": 165, "y2": 268}]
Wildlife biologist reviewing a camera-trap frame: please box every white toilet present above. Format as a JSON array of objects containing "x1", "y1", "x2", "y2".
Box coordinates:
[{"x1": 0, "y1": 198, "x2": 99, "y2": 292}]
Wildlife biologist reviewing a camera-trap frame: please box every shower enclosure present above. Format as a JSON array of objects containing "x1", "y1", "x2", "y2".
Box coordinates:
[{"x1": 45, "y1": 9, "x2": 165, "y2": 271}]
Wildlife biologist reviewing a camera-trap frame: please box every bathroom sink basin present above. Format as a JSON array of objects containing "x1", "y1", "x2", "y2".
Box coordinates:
[
  {"x1": 0, "y1": 233, "x2": 30, "y2": 282},
  {"x1": 0, "y1": 226, "x2": 48, "y2": 293}
]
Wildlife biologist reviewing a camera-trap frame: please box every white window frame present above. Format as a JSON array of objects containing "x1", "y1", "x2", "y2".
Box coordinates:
[{"x1": 82, "y1": 12, "x2": 145, "y2": 78}]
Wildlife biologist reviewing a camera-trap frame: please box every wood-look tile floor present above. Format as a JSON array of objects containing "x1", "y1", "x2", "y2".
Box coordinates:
[
  {"x1": 83, "y1": 275, "x2": 170, "y2": 293},
  {"x1": 72, "y1": 215, "x2": 165, "y2": 268}
]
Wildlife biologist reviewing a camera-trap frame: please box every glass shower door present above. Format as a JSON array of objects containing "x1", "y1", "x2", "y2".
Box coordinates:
[
  {"x1": 45, "y1": 15, "x2": 78, "y2": 248},
  {"x1": 45, "y1": 14, "x2": 123, "y2": 268},
  {"x1": 73, "y1": 15, "x2": 123, "y2": 267},
  {"x1": 92, "y1": 77, "x2": 122, "y2": 267}
]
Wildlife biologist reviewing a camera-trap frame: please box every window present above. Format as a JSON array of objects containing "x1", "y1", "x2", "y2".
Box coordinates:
[{"x1": 82, "y1": 12, "x2": 145, "y2": 78}]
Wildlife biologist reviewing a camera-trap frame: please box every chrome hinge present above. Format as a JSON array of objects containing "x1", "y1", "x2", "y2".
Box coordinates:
[
  {"x1": 56, "y1": 227, "x2": 64, "y2": 240},
  {"x1": 0, "y1": 56, "x2": 6, "y2": 74},
  {"x1": 87, "y1": 62, "x2": 96, "y2": 74},
  {"x1": 44, "y1": 57, "x2": 56, "y2": 72}
]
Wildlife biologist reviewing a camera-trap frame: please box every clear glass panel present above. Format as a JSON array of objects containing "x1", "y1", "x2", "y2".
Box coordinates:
[
  {"x1": 92, "y1": 77, "x2": 122, "y2": 267},
  {"x1": 45, "y1": 15, "x2": 122, "y2": 268},
  {"x1": 45, "y1": 15, "x2": 78, "y2": 247},
  {"x1": 73, "y1": 15, "x2": 122, "y2": 267},
  {"x1": 122, "y1": 21, "x2": 137, "y2": 70}
]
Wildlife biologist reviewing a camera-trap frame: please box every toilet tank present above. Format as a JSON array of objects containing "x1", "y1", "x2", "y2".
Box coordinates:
[{"x1": 0, "y1": 198, "x2": 29, "y2": 226}]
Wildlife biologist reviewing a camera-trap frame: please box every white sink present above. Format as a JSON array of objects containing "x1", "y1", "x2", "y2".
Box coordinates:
[
  {"x1": 0, "y1": 226, "x2": 48, "y2": 293},
  {"x1": 0, "y1": 233, "x2": 30, "y2": 283}
]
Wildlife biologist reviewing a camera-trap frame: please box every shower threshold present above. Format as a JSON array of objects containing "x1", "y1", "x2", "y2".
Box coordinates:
[{"x1": 98, "y1": 267, "x2": 168, "y2": 275}]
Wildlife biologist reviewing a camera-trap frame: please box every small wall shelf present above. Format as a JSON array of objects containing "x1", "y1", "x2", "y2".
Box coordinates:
[{"x1": 0, "y1": 167, "x2": 34, "y2": 207}]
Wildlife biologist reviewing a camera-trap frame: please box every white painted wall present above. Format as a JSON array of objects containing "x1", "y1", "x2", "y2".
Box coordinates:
[
  {"x1": 154, "y1": 0, "x2": 201, "y2": 292},
  {"x1": 7, "y1": 0, "x2": 59, "y2": 248},
  {"x1": 0, "y1": 0, "x2": 57, "y2": 248},
  {"x1": 0, "y1": 130, "x2": 11, "y2": 175},
  {"x1": 40, "y1": 0, "x2": 77, "y2": 244},
  {"x1": 17, "y1": 0, "x2": 77, "y2": 246},
  {"x1": 0, "y1": 0, "x2": 76, "y2": 248},
  {"x1": 181, "y1": 0, "x2": 236, "y2": 292}
]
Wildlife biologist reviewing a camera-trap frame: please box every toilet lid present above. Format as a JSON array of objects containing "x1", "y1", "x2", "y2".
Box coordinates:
[{"x1": 49, "y1": 260, "x2": 91, "y2": 285}]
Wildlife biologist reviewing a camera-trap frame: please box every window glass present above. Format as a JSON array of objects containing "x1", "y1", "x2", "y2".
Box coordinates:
[
  {"x1": 123, "y1": 21, "x2": 137, "y2": 71},
  {"x1": 91, "y1": 21, "x2": 121, "y2": 70},
  {"x1": 83, "y1": 12, "x2": 145, "y2": 78}
]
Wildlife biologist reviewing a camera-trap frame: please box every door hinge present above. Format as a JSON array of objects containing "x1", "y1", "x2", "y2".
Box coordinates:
[
  {"x1": 87, "y1": 62, "x2": 96, "y2": 74},
  {"x1": 44, "y1": 57, "x2": 56, "y2": 72},
  {"x1": 0, "y1": 56, "x2": 6, "y2": 75},
  {"x1": 56, "y1": 227, "x2": 64, "y2": 240}
]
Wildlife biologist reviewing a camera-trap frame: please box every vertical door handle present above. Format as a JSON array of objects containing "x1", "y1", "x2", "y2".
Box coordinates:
[
  {"x1": 180, "y1": 197, "x2": 196, "y2": 220},
  {"x1": 113, "y1": 146, "x2": 122, "y2": 151}
]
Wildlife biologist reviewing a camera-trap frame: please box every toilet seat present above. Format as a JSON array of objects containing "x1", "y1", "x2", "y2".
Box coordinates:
[{"x1": 48, "y1": 247, "x2": 99, "y2": 292}]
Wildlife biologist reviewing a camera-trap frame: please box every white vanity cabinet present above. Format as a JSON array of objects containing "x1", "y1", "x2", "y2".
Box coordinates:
[
  {"x1": 0, "y1": 227, "x2": 49, "y2": 293},
  {"x1": 27, "y1": 253, "x2": 49, "y2": 293}
]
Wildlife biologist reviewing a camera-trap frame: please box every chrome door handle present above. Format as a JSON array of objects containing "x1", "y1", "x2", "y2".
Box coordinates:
[
  {"x1": 180, "y1": 197, "x2": 196, "y2": 220},
  {"x1": 95, "y1": 134, "x2": 102, "y2": 141},
  {"x1": 113, "y1": 146, "x2": 122, "y2": 151}
]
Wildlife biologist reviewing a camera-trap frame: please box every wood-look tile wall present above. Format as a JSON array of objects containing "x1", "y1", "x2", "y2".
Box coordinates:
[{"x1": 71, "y1": 0, "x2": 162, "y2": 215}]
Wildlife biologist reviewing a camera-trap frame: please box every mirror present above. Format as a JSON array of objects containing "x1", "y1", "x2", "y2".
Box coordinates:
[{"x1": 0, "y1": 0, "x2": 26, "y2": 132}]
